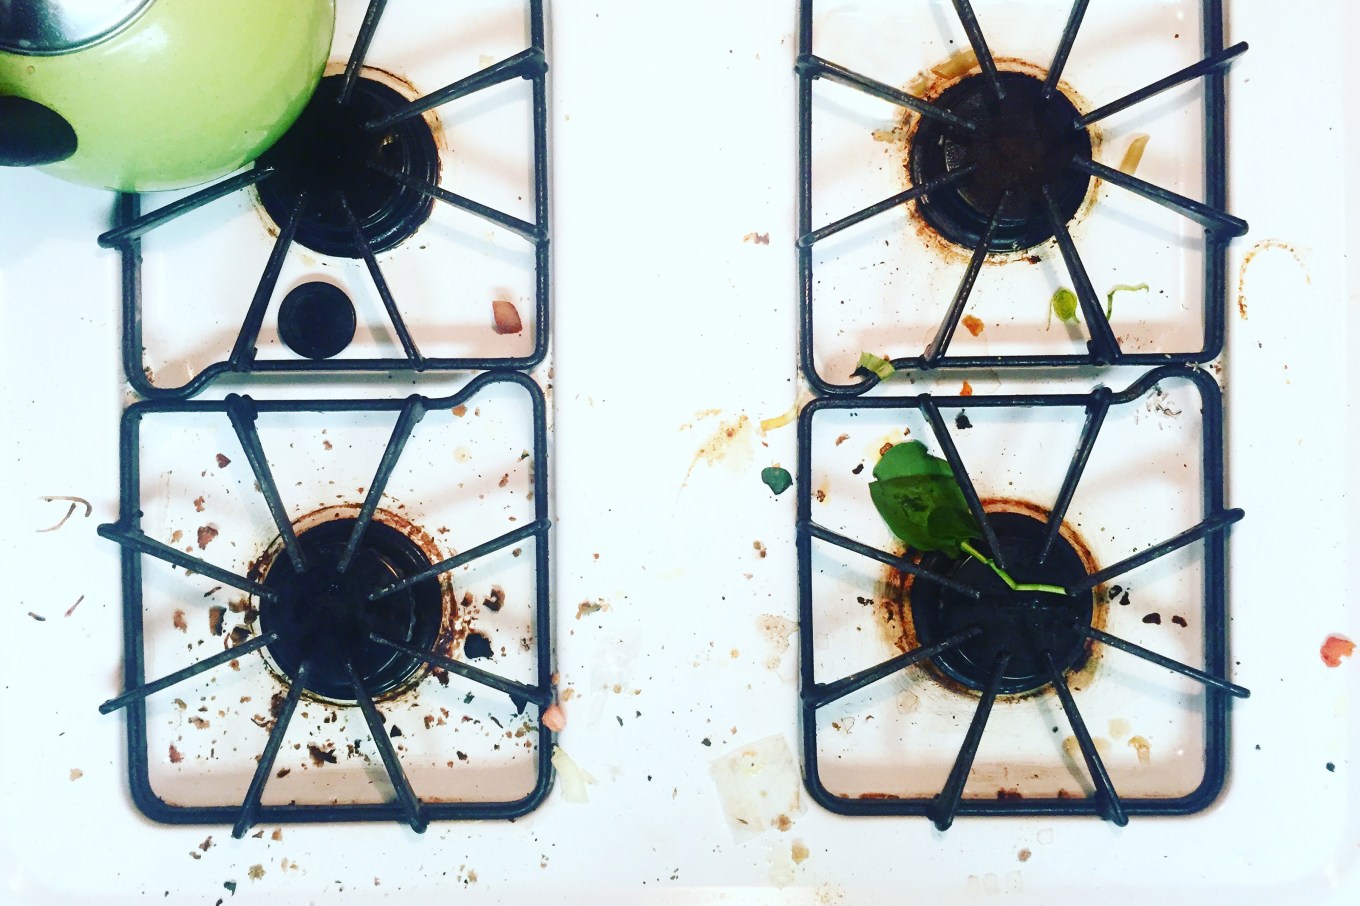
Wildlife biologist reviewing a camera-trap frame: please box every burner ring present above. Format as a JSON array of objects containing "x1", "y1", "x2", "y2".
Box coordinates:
[
  {"x1": 255, "y1": 74, "x2": 439, "y2": 259},
  {"x1": 909, "y1": 510, "x2": 1097, "y2": 695},
  {"x1": 256, "y1": 516, "x2": 445, "y2": 702},
  {"x1": 908, "y1": 70, "x2": 1094, "y2": 253}
]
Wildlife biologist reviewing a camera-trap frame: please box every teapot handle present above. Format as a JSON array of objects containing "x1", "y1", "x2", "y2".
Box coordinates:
[{"x1": 0, "y1": 95, "x2": 77, "y2": 167}]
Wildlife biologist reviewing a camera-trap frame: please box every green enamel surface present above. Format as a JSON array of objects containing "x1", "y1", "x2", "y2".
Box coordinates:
[{"x1": 0, "y1": 0, "x2": 334, "y2": 191}]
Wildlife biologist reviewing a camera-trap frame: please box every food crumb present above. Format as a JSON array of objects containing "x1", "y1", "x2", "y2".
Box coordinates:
[
  {"x1": 1171, "y1": 615, "x2": 1188, "y2": 627},
  {"x1": 1321, "y1": 634, "x2": 1356, "y2": 667},
  {"x1": 834, "y1": 434, "x2": 849, "y2": 446},
  {"x1": 247, "y1": 865, "x2": 265, "y2": 881},
  {"x1": 542, "y1": 703, "x2": 567, "y2": 732},
  {"x1": 753, "y1": 540, "x2": 767, "y2": 558},
  {"x1": 452, "y1": 405, "x2": 467, "y2": 417},
  {"x1": 791, "y1": 841, "x2": 810, "y2": 863},
  {"x1": 492, "y1": 299, "x2": 523, "y2": 334},
  {"x1": 955, "y1": 412, "x2": 972, "y2": 430},
  {"x1": 743, "y1": 231, "x2": 771, "y2": 245},
  {"x1": 168, "y1": 744, "x2": 183, "y2": 764},
  {"x1": 172, "y1": 609, "x2": 188, "y2": 632},
  {"x1": 193, "y1": 496, "x2": 206, "y2": 512},
  {"x1": 960, "y1": 380, "x2": 973, "y2": 397},
  {"x1": 575, "y1": 600, "x2": 604, "y2": 620},
  {"x1": 483, "y1": 586, "x2": 505, "y2": 612},
  {"x1": 1129, "y1": 735, "x2": 1152, "y2": 765},
  {"x1": 27, "y1": 612, "x2": 45, "y2": 621},
  {"x1": 215, "y1": 453, "x2": 231, "y2": 468},
  {"x1": 197, "y1": 525, "x2": 219, "y2": 549},
  {"x1": 271, "y1": 828, "x2": 282, "y2": 842},
  {"x1": 69, "y1": 768, "x2": 83, "y2": 781},
  {"x1": 962, "y1": 315, "x2": 985, "y2": 336},
  {"x1": 170, "y1": 529, "x2": 183, "y2": 544},
  {"x1": 1018, "y1": 848, "x2": 1032, "y2": 863}
]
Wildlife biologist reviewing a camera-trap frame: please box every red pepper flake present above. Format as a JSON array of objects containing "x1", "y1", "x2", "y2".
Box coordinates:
[
  {"x1": 960, "y1": 380, "x2": 974, "y2": 397},
  {"x1": 492, "y1": 299, "x2": 523, "y2": 335},
  {"x1": 215, "y1": 453, "x2": 231, "y2": 468},
  {"x1": 168, "y1": 744, "x2": 184, "y2": 764},
  {"x1": 1321, "y1": 634, "x2": 1356, "y2": 668},
  {"x1": 962, "y1": 315, "x2": 985, "y2": 336},
  {"x1": 834, "y1": 434, "x2": 850, "y2": 446}
]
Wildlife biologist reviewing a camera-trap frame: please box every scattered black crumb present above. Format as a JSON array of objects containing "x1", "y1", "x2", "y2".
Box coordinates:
[
  {"x1": 856, "y1": 596, "x2": 873, "y2": 606},
  {"x1": 701, "y1": 737, "x2": 712, "y2": 747},
  {"x1": 27, "y1": 612, "x2": 46, "y2": 621},
  {"x1": 1119, "y1": 591, "x2": 1131, "y2": 606},
  {"x1": 954, "y1": 412, "x2": 973, "y2": 430},
  {"x1": 1142, "y1": 613, "x2": 1162, "y2": 625},
  {"x1": 224, "y1": 881, "x2": 237, "y2": 894},
  {"x1": 463, "y1": 692, "x2": 474, "y2": 704},
  {"x1": 1326, "y1": 762, "x2": 1336, "y2": 772},
  {"x1": 464, "y1": 632, "x2": 494, "y2": 660},
  {"x1": 1109, "y1": 584, "x2": 1123, "y2": 597},
  {"x1": 456, "y1": 751, "x2": 468, "y2": 761},
  {"x1": 483, "y1": 586, "x2": 505, "y2": 612},
  {"x1": 1171, "y1": 615, "x2": 1188, "y2": 627},
  {"x1": 1255, "y1": 744, "x2": 1261, "y2": 750},
  {"x1": 616, "y1": 715, "x2": 624, "y2": 727},
  {"x1": 307, "y1": 743, "x2": 337, "y2": 766},
  {"x1": 390, "y1": 725, "x2": 403, "y2": 738},
  {"x1": 851, "y1": 463, "x2": 864, "y2": 475}
]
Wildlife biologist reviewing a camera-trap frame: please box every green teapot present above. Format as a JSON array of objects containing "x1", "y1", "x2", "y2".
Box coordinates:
[{"x1": 0, "y1": 0, "x2": 334, "y2": 191}]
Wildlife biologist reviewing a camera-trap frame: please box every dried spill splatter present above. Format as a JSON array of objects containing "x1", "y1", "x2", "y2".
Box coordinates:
[{"x1": 1236, "y1": 239, "x2": 1311, "y2": 319}]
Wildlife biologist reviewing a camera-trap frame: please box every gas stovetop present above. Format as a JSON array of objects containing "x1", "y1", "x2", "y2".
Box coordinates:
[{"x1": 1, "y1": 1, "x2": 1357, "y2": 903}]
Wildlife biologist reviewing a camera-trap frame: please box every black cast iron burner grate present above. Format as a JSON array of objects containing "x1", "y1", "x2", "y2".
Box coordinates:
[
  {"x1": 796, "y1": 0, "x2": 1249, "y2": 392},
  {"x1": 98, "y1": 0, "x2": 551, "y2": 400},
  {"x1": 96, "y1": 371, "x2": 553, "y2": 836},
  {"x1": 795, "y1": 365, "x2": 1248, "y2": 829}
]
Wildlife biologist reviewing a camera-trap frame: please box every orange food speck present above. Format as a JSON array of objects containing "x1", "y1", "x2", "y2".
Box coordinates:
[
  {"x1": 1321, "y1": 634, "x2": 1356, "y2": 668},
  {"x1": 962, "y1": 315, "x2": 984, "y2": 336},
  {"x1": 960, "y1": 380, "x2": 973, "y2": 397}
]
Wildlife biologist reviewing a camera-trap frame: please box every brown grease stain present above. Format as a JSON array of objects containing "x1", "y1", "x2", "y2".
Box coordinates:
[
  {"x1": 874, "y1": 497, "x2": 1109, "y2": 700},
  {"x1": 891, "y1": 55, "x2": 1103, "y2": 266}
]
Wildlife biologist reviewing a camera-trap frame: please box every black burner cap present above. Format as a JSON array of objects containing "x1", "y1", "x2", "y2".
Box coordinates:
[
  {"x1": 909, "y1": 71, "x2": 1094, "y2": 253},
  {"x1": 258, "y1": 518, "x2": 444, "y2": 701},
  {"x1": 256, "y1": 74, "x2": 439, "y2": 259},
  {"x1": 278, "y1": 282, "x2": 357, "y2": 360},
  {"x1": 910, "y1": 511, "x2": 1094, "y2": 695}
]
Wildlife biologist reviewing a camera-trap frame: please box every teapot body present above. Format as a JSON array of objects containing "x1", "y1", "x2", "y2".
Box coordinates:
[{"x1": 0, "y1": 0, "x2": 335, "y2": 191}]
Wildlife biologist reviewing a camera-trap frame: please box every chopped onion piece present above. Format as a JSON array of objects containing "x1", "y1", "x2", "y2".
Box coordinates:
[
  {"x1": 1119, "y1": 134, "x2": 1151, "y2": 176},
  {"x1": 760, "y1": 404, "x2": 797, "y2": 432},
  {"x1": 551, "y1": 745, "x2": 595, "y2": 803},
  {"x1": 1105, "y1": 282, "x2": 1149, "y2": 319}
]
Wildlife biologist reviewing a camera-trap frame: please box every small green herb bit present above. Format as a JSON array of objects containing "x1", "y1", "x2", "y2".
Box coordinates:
[
  {"x1": 1050, "y1": 287, "x2": 1079, "y2": 324},
  {"x1": 1105, "y1": 282, "x2": 1149, "y2": 319},
  {"x1": 761, "y1": 466, "x2": 793, "y2": 496},
  {"x1": 856, "y1": 352, "x2": 896, "y2": 380}
]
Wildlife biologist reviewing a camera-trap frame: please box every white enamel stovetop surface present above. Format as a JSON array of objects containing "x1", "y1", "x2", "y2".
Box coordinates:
[{"x1": 1, "y1": 1, "x2": 1358, "y2": 903}]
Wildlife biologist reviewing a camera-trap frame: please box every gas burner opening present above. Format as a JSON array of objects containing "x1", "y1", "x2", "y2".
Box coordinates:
[
  {"x1": 258, "y1": 518, "x2": 444, "y2": 701},
  {"x1": 256, "y1": 74, "x2": 439, "y2": 259},
  {"x1": 910, "y1": 511, "x2": 1094, "y2": 695},
  {"x1": 909, "y1": 71, "x2": 1093, "y2": 253}
]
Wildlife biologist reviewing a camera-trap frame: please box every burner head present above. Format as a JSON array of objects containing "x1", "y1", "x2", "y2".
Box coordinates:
[
  {"x1": 909, "y1": 71, "x2": 1093, "y2": 253},
  {"x1": 256, "y1": 74, "x2": 439, "y2": 259},
  {"x1": 258, "y1": 518, "x2": 444, "y2": 701},
  {"x1": 278, "y1": 282, "x2": 356, "y2": 360},
  {"x1": 910, "y1": 511, "x2": 1094, "y2": 695}
]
